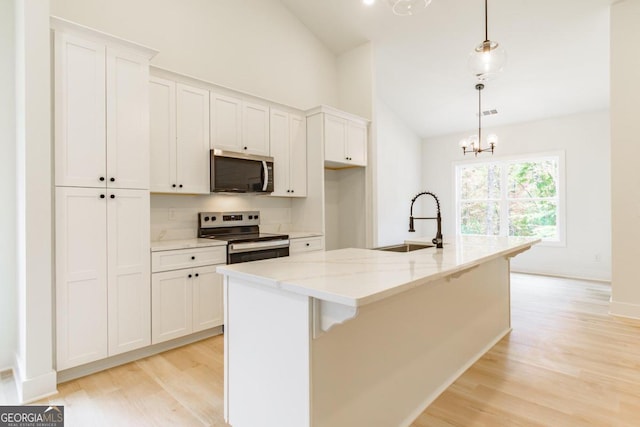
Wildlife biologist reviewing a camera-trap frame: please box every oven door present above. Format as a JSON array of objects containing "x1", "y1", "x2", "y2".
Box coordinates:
[{"x1": 227, "y1": 239, "x2": 290, "y2": 264}]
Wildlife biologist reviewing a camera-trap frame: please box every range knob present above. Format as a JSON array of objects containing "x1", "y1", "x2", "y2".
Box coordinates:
[
  {"x1": 204, "y1": 216, "x2": 210, "y2": 222},
  {"x1": 248, "y1": 215, "x2": 253, "y2": 219},
  {"x1": 254, "y1": 215, "x2": 259, "y2": 220},
  {"x1": 212, "y1": 216, "x2": 217, "y2": 221}
]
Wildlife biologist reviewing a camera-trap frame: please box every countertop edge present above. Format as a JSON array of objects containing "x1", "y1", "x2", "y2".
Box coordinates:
[{"x1": 217, "y1": 238, "x2": 540, "y2": 308}]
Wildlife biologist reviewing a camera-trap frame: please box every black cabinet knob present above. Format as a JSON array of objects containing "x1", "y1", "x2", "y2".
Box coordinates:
[
  {"x1": 99, "y1": 177, "x2": 105, "y2": 181},
  {"x1": 306, "y1": 243, "x2": 310, "y2": 247},
  {"x1": 179, "y1": 184, "x2": 183, "y2": 188},
  {"x1": 188, "y1": 274, "x2": 192, "y2": 278},
  {"x1": 110, "y1": 194, "x2": 115, "y2": 199},
  {"x1": 243, "y1": 146, "x2": 248, "y2": 150},
  {"x1": 100, "y1": 194, "x2": 105, "y2": 199},
  {"x1": 191, "y1": 256, "x2": 195, "y2": 260},
  {"x1": 291, "y1": 190, "x2": 294, "y2": 193},
  {"x1": 195, "y1": 273, "x2": 199, "y2": 277},
  {"x1": 172, "y1": 184, "x2": 176, "y2": 188},
  {"x1": 110, "y1": 177, "x2": 115, "y2": 182}
]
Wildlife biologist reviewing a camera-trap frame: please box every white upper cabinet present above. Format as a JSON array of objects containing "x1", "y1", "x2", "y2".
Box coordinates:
[
  {"x1": 149, "y1": 77, "x2": 177, "y2": 192},
  {"x1": 176, "y1": 83, "x2": 211, "y2": 194},
  {"x1": 106, "y1": 48, "x2": 150, "y2": 190},
  {"x1": 52, "y1": 20, "x2": 156, "y2": 189},
  {"x1": 211, "y1": 92, "x2": 270, "y2": 156},
  {"x1": 324, "y1": 114, "x2": 348, "y2": 165},
  {"x1": 242, "y1": 101, "x2": 270, "y2": 155},
  {"x1": 210, "y1": 93, "x2": 243, "y2": 152},
  {"x1": 149, "y1": 77, "x2": 210, "y2": 194},
  {"x1": 54, "y1": 33, "x2": 106, "y2": 188},
  {"x1": 311, "y1": 107, "x2": 368, "y2": 168},
  {"x1": 270, "y1": 108, "x2": 307, "y2": 197}
]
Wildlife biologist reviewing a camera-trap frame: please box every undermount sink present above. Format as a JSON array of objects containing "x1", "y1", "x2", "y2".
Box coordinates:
[{"x1": 373, "y1": 243, "x2": 434, "y2": 253}]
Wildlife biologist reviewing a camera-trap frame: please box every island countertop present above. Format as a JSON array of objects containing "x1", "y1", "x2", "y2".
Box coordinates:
[{"x1": 216, "y1": 235, "x2": 539, "y2": 307}]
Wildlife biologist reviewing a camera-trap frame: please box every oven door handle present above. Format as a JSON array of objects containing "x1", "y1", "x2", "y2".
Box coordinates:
[
  {"x1": 229, "y1": 239, "x2": 290, "y2": 254},
  {"x1": 262, "y1": 160, "x2": 268, "y2": 192}
]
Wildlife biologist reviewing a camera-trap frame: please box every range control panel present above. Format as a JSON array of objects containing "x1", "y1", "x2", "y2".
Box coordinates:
[{"x1": 198, "y1": 211, "x2": 260, "y2": 228}]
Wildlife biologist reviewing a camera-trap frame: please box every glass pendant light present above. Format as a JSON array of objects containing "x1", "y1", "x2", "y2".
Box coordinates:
[{"x1": 468, "y1": 0, "x2": 506, "y2": 82}]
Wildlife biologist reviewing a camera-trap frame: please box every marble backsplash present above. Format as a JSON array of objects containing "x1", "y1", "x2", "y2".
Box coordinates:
[{"x1": 150, "y1": 193, "x2": 293, "y2": 241}]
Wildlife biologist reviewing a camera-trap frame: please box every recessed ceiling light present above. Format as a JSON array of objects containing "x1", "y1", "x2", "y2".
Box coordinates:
[{"x1": 363, "y1": 0, "x2": 376, "y2": 5}]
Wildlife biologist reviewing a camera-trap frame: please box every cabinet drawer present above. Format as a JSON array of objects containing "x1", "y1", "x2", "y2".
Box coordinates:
[
  {"x1": 290, "y1": 236, "x2": 324, "y2": 254},
  {"x1": 152, "y1": 246, "x2": 227, "y2": 273}
]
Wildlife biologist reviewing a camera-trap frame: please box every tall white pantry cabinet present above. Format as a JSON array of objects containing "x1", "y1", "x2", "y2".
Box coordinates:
[{"x1": 51, "y1": 17, "x2": 158, "y2": 370}]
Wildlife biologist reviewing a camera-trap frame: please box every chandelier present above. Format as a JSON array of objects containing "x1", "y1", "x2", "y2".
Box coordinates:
[
  {"x1": 468, "y1": 0, "x2": 506, "y2": 82},
  {"x1": 459, "y1": 83, "x2": 498, "y2": 156}
]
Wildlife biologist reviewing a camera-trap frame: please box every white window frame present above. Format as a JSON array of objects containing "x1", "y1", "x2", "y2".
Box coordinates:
[{"x1": 453, "y1": 150, "x2": 566, "y2": 247}]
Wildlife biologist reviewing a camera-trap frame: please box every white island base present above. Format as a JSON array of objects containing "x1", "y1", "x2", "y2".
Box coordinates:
[{"x1": 219, "y1": 237, "x2": 538, "y2": 427}]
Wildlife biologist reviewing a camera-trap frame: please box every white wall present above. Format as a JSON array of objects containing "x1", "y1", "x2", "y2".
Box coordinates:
[
  {"x1": 422, "y1": 111, "x2": 611, "y2": 281},
  {"x1": 50, "y1": 0, "x2": 338, "y2": 110},
  {"x1": 0, "y1": 0, "x2": 17, "y2": 371},
  {"x1": 14, "y1": 0, "x2": 57, "y2": 402},
  {"x1": 611, "y1": 0, "x2": 640, "y2": 317},
  {"x1": 374, "y1": 99, "x2": 422, "y2": 247},
  {"x1": 337, "y1": 43, "x2": 373, "y2": 120}
]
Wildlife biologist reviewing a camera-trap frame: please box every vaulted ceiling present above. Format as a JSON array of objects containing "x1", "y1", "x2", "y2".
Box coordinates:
[{"x1": 279, "y1": 0, "x2": 612, "y2": 138}]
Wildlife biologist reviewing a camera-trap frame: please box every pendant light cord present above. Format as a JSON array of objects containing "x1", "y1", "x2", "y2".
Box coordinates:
[
  {"x1": 484, "y1": 0, "x2": 489, "y2": 42},
  {"x1": 478, "y1": 84, "x2": 483, "y2": 145}
]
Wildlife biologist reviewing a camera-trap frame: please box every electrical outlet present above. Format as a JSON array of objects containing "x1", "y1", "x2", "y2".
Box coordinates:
[{"x1": 168, "y1": 208, "x2": 176, "y2": 221}]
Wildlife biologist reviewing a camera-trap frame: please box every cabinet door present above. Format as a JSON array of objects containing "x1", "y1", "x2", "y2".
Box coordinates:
[
  {"x1": 243, "y1": 101, "x2": 270, "y2": 156},
  {"x1": 152, "y1": 269, "x2": 193, "y2": 344},
  {"x1": 149, "y1": 77, "x2": 177, "y2": 193},
  {"x1": 192, "y1": 265, "x2": 224, "y2": 332},
  {"x1": 324, "y1": 114, "x2": 347, "y2": 164},
  {"x1": 54, "y1": 33, "x2": 106, "y2": 188},
  {"x1": 289, "y1": 113, "x2": 307, "y2": 197},
  {"x1": 107, "y1": 189, "x2": 151, "y2": 355},
  {"x1": 347, "y1": 120, "x2": 367, "y2": 167},
  {"x1": 176, "y1": 83, "x2": 210, "y2": 194},
  {"x1": 211, "y1": 92, "x2": 243, "y2": 152},
  {"x1": 269, "y1": 109, "x2": 290, "y2": 196},
  {"x1": 106, "y1": 48, "x2": 150, "y2": 190},
  {"x1": 56, "y1": 187, "x2": 108, "y2": 370}
]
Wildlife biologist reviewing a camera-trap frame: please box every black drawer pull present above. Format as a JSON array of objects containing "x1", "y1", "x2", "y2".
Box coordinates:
[
  {"x1": 188, "y1": 274, "x2": 192, "y2": 278},
  {"x1": 191, "y1": 256, "x2": 195, "y2": 260}
]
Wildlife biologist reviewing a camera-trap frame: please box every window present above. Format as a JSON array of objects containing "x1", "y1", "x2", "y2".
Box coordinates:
[{"x1": 455, "y1": 152, "x2": 564, "y2": 245}]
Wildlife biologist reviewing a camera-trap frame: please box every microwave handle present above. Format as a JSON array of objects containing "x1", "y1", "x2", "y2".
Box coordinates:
[{"x1": 262, "y1": 161, "x2": 268, "y2": 192}]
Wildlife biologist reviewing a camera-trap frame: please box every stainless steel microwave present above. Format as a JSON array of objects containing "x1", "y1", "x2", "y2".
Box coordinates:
[{"x1": 210, "y1": 150, "x2": 274, "y2": 193}]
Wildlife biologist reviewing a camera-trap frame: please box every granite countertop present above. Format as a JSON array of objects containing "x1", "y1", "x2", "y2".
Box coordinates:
[{"x1": 217, "y1": 236, "x2": 539, "y2": 307}]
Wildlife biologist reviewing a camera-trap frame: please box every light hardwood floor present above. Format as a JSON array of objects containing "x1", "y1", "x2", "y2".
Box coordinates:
[{"x1": 39, "y1": 274, "x2": 640, "y2": 426}]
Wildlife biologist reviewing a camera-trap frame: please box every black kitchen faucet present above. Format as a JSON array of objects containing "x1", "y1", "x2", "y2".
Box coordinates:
[{"x1": 408, "y1": 191, "x2": 443, "y2": 248}]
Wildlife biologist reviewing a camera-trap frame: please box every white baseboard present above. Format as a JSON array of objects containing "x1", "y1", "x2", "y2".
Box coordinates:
[
  {"x1": 12, "y1": 353, "x2": 58, "y2": 404},
  {"x1": 609, "y1": 299, "x2": 640, "y2": 319},
  {"x1": 511, "y1": 268, "x2": 611, "y2": 284}
]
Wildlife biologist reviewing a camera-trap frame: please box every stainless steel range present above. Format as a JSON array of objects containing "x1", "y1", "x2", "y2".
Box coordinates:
[{"x1": 198, "y1": 211, "x2": 289, "y2": 264}]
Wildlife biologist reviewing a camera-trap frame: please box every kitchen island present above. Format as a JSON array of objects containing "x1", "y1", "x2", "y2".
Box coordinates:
[{"x1": 217, "y1": 236, "x2": 539, "y2": 427}]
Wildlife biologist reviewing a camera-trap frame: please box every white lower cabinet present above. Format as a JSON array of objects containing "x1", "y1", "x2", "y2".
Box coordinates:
[
  {"x1": 290, "y1": 236, "x2": 325, "y2": 255},
  {"x1": 56, "y1": 187, "x2": 150, "y2": 370},
  {"x1": 151, "y1": 247, "x2": 225, "y2": 344}
]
